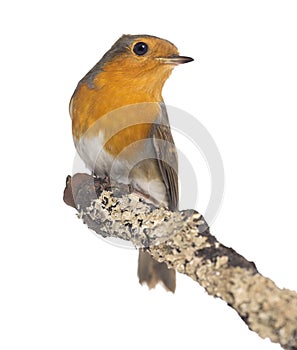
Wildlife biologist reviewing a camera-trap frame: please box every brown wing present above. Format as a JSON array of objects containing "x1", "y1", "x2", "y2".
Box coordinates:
[{"x1": 150, "y1": 104, "x2": 178, "y2": 211}]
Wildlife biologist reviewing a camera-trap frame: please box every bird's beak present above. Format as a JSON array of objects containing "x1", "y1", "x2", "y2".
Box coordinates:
[{"x1": 157, "y1": 55, "x2": 194, "y2": 65}]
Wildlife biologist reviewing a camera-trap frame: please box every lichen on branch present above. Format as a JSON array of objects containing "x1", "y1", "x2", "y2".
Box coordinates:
[{"x1": 64, "y1": 173, "x2": 297, "y2": 350}]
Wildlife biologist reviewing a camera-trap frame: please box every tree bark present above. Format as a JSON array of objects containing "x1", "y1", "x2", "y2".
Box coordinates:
[{"x1": 63, "y1": 173, "x2": 297, "y2": 350}]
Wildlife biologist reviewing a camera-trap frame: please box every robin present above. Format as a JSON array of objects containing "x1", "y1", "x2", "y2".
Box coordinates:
[{"x1": 70, "y1": 34, "x2": 193, "y2": 292}]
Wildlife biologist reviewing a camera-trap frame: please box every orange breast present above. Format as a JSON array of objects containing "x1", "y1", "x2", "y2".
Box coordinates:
[{"x1": 71, "y1": 62, "x2": 163, "y2": 156}]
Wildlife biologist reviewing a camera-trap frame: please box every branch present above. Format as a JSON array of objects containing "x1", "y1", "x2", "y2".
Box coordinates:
[{"x1": 63, "y1": 173, "x2": 297, "y2": 350}]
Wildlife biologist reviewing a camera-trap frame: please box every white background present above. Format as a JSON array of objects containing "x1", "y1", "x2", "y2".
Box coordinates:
[{"x1": 1, "y1": 1, "x2": 297, "y2": 349}]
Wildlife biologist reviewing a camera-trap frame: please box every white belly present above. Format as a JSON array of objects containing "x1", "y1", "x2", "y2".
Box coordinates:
[{"x1": 75, "y1": 131, "x2": 168, "y2": 205}]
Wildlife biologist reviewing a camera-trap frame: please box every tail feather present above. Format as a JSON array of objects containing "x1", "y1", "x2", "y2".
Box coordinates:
[{"x1": 137, "y1": 250, "x2": 176, "y2": 293}]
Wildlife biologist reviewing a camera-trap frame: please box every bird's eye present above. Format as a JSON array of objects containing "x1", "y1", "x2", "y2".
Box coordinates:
[{"x1": 133, "y1": 42, "x2": 149, "y2": 56}]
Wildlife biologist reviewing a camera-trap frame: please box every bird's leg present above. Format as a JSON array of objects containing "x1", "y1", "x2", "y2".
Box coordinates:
[
  {"x1": 128, "y1": 185, "x2": 165, "y2": 208},
  {"x1": 128, "y1": 185, "x2": 150, "y2": 199}
]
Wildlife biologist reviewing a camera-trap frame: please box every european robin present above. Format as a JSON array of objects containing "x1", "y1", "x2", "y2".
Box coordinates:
[{"x1": 70, "y1": 34, "x2": 193, "y2": 292}]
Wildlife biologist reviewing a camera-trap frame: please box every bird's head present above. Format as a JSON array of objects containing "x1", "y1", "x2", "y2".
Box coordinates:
[{"x1": 84, "y1": 34, "x2": 193, "y2": 96}]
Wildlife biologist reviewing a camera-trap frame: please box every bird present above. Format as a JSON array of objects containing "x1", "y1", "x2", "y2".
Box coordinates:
[{"x1": 70, "y1": 34, "x2": 193, "y2": 292}]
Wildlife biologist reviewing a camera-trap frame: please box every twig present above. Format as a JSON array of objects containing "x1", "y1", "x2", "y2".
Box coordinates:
[{"x1": 63, "y1": 173, "x2": 297, "y2": 350}]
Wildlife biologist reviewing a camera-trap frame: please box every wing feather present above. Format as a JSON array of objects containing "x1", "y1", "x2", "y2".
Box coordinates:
[{"x1": 151, "y1": 104, "x2": 178, "y2": 210}]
